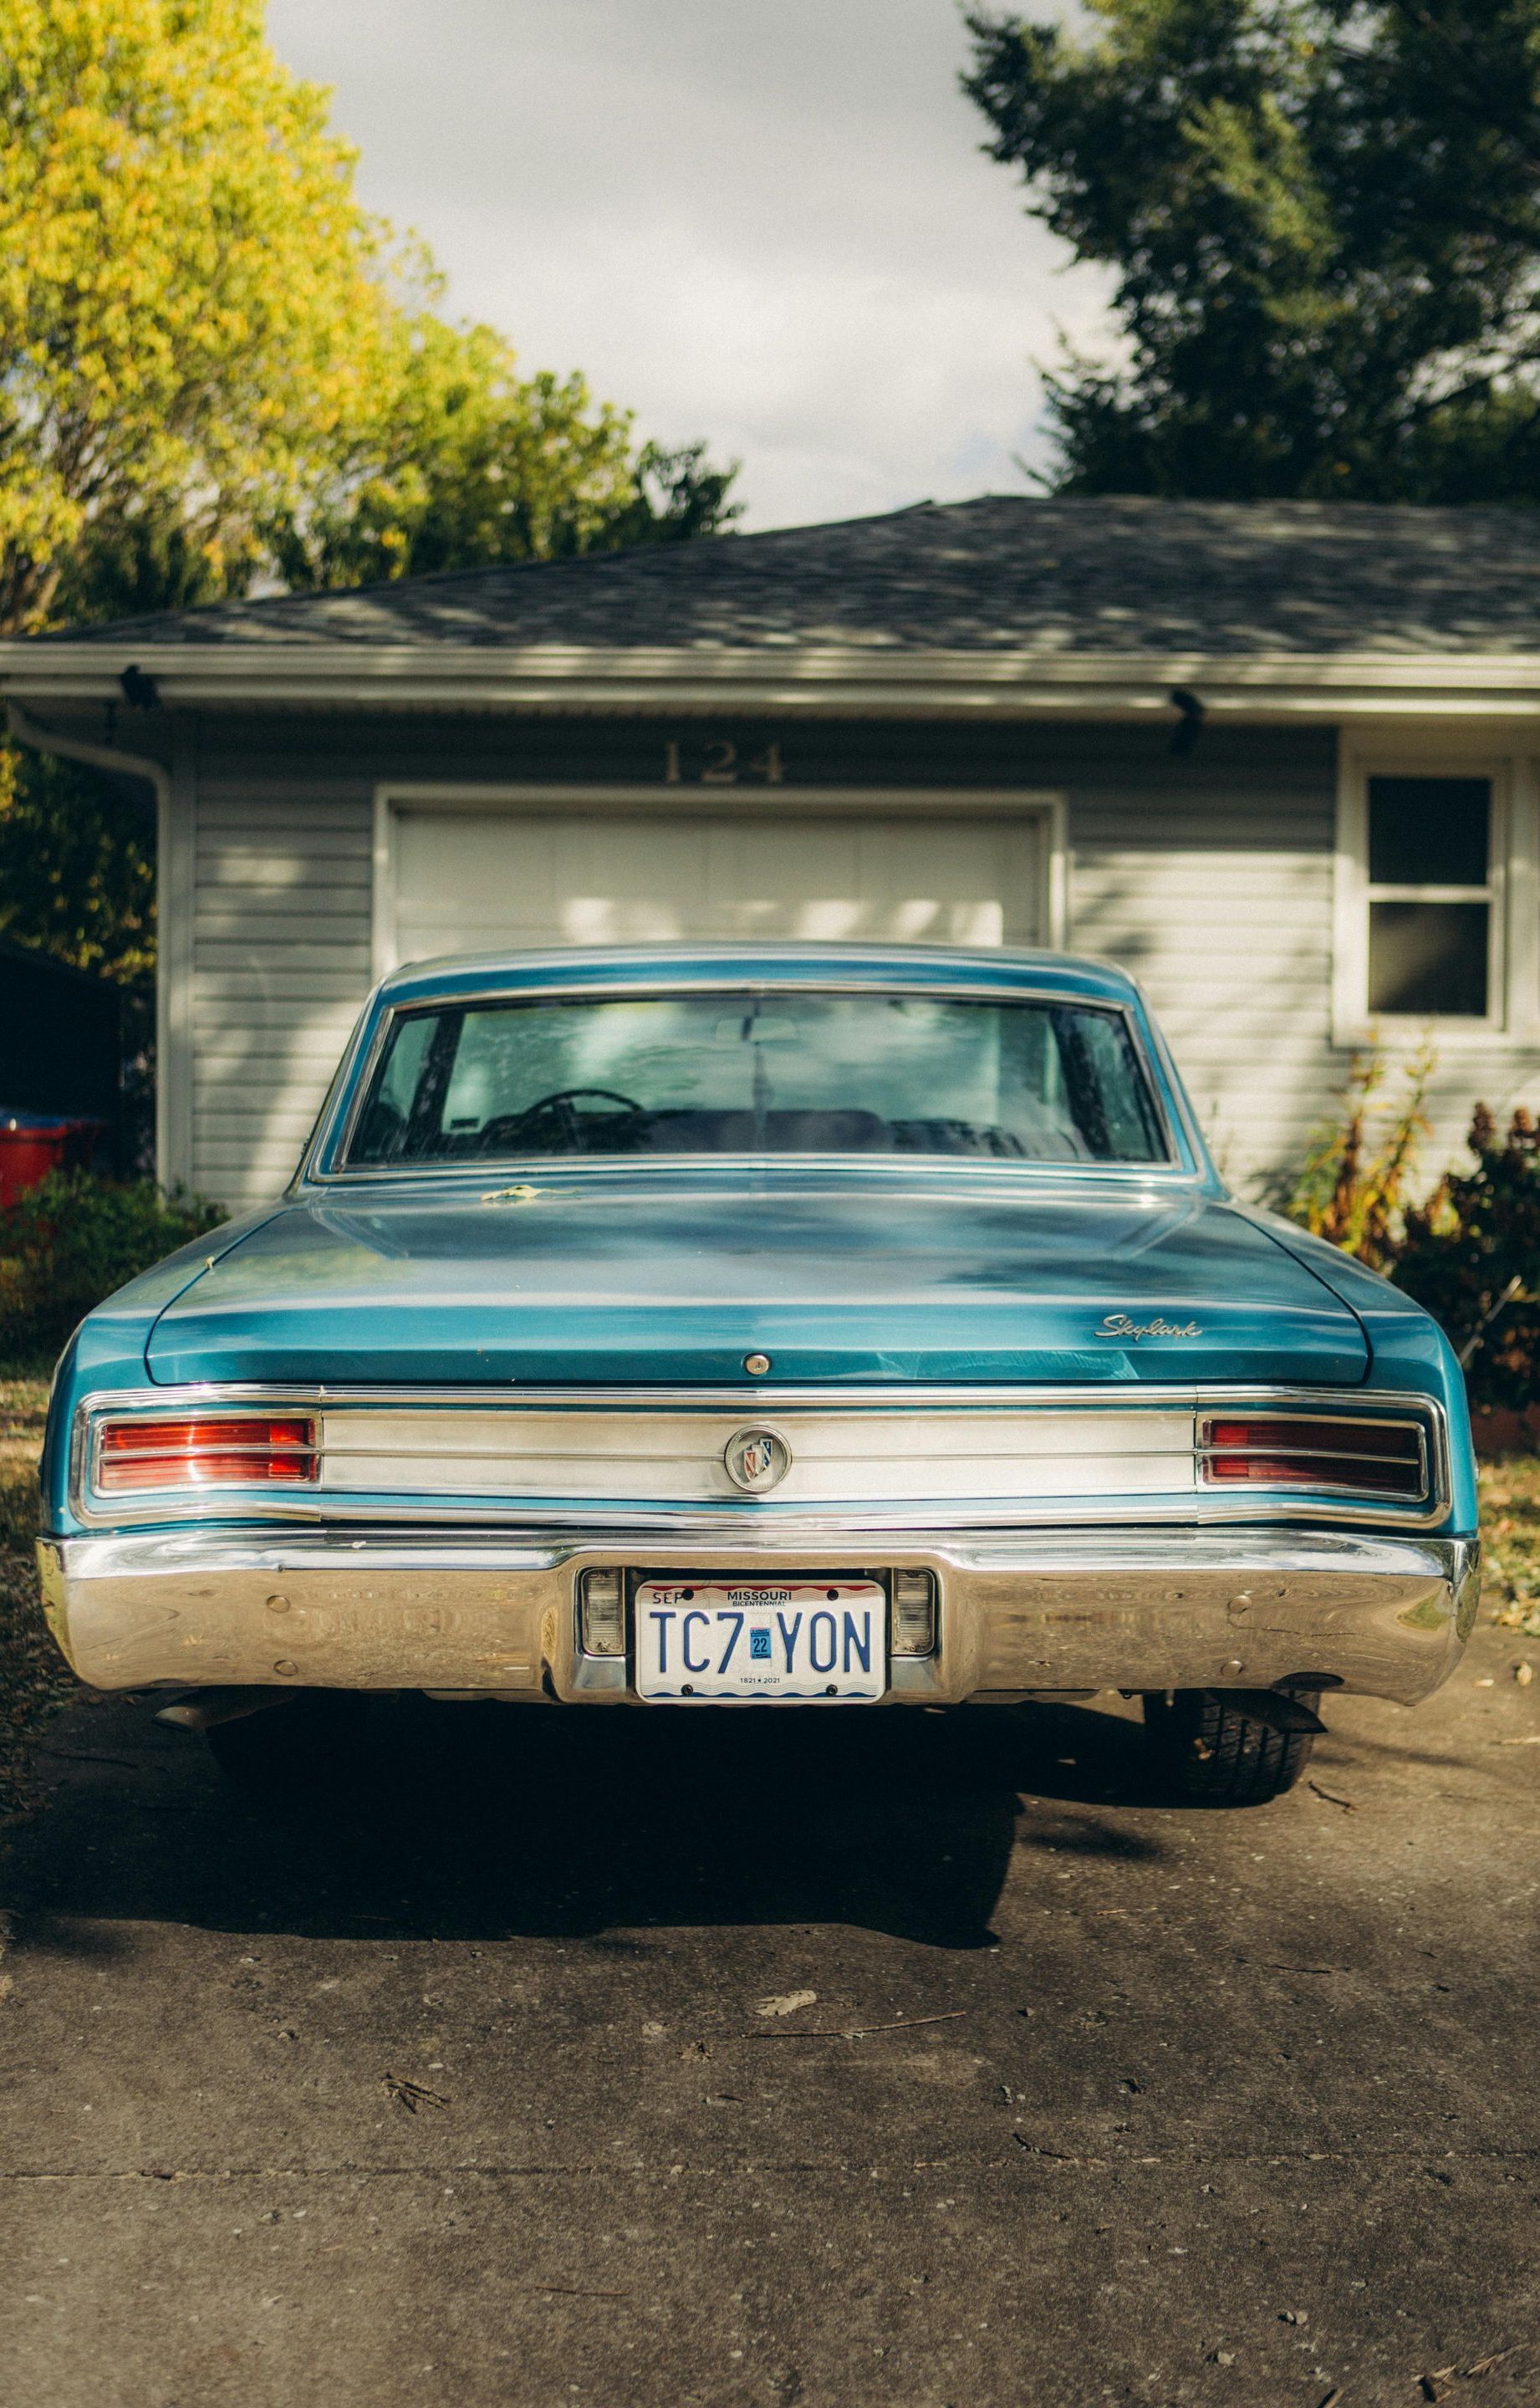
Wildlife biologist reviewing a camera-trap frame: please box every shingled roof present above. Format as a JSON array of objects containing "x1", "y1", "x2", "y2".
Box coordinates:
[{"x1": 38, "y1": 494, "x2": 1540, "y2": 660}]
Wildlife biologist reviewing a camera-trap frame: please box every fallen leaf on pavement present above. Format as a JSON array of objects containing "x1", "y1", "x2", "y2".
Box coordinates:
[
  {"x1": 755, "y1": 1989, "x2": 818, "y2": 2018},
  {"x1": 37, "y1": 1747, "x2": 140, "y2": 1769},
  {"x1": 380, "y1": 2073, "x2": 448, "y2": 2113},
  {"x1": 1466, "y1": 2345, "x2": 1524, "y2": 2376},
  {"x1": 747, "y1": 2010, "x2": 966, "y2": 2040},
  {"x1": 526, "y1": 2284, "x2": 631, "y2": 2300},
  {"x1": 1514, "y1": 1660, "x2": 1534, "y2": 1686}
]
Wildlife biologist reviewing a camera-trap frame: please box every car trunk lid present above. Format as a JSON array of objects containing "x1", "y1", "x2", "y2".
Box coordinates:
[{"x1": 144, "y1": 1168, "x2": 1369, "y2": 1389}]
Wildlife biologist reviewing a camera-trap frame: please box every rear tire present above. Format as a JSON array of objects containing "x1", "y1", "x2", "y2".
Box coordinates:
[{"x1": 1143, "y1": 1689, "x2": 1316, "y2": 1805}]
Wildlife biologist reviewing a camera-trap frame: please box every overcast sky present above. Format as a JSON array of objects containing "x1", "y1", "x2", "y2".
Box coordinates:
[{"x1": 262, "y1": 0, "x2": 1110, "y2": 529}]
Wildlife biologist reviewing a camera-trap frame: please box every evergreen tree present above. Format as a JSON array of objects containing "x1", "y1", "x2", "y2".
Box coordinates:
[{"x1": 966, "y1": 1, "x2": 1540, "y2": 499}]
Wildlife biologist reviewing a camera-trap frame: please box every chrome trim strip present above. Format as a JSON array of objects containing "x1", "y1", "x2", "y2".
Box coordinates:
[
  {"x1": 1203, "y1": 1445, "x2": 1420, "y2": 1465},
  {"x1": 99, "y1": 1444, "x2": 318, "y2": 1462},
  {"x1": 311, "y1": 1154, "x2": 1202, "y2": 1194},
  {"x1": 76, "y1": 1378, "x2": 1448, "y2": 1415},
  {"x1": 70, "y1": 1494, "x2": 1452, "y2": 1535}
]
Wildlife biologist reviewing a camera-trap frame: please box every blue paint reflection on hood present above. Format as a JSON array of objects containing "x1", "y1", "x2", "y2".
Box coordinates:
[{"x1": 143, "y1": 1165, "x2": 1370, "y2": 1387}]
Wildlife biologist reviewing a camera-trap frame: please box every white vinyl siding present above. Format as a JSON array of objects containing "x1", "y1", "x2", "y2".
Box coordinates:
[
  {"x1": 1076, "y1": 770, "x2": 1540, "y2": 1189},
  {"x1": 1073, "y1": 848, "x2": 1334, "y2": 1186},
  {"x1": 190, "y1": 783, "x2": 373, "y2": 1206},
  {"x1": 175, "y1": 728, "x2": 1540, "y2": 1212}
]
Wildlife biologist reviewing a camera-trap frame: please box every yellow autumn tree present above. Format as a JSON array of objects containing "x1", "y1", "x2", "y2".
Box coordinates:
[
  {"x1": 273, "y1": 308, "x2": 742, "y2": 592},
  {"x1": 0, "y1": 0, "x2": 732, "y2": 635},
  {"x1": 271, "y1": 314, "x2": 645, "y2": 592},
  {"x1": 0, "y1": 0, "x2": 409, "y2": 630},
  {"x1": 0, "y1": 0, "x2": 738, "y2": 978}
]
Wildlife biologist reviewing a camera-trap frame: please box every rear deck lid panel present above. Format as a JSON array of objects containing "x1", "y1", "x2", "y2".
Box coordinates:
[{"x1": 144, "y1": 1173, "x2": 1369, "y2": 1388}]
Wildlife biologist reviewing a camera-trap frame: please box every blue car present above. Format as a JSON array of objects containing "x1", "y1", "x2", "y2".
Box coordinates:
[{"x1": 37, "y1": 943, "x2": 1480, "y2": 1804}]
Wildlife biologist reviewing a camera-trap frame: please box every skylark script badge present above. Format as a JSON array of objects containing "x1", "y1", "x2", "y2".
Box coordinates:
[{"x1": 1096, "y1": 1313, "x2": 1204, "y2": 1341}]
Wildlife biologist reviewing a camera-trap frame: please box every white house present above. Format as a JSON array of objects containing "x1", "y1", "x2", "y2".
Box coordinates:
[{"x1": 2, "y1": 494, "x2": 1537, "y2": 1208}]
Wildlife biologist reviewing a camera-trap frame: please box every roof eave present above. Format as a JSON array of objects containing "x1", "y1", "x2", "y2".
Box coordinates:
[{"x1": 1, "y1": 640, "x2": 1538, "y2": 720}]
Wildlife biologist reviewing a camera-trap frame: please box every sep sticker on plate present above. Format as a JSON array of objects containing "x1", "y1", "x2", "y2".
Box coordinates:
[{"x1": 635, "y1": 1579, "x2": 886, "y2": 1702}]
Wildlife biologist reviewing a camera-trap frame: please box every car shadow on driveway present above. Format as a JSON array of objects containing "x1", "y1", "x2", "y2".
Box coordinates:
[{"x1": 4, "y1": 1693, "x2": 1172, "y2": 1954}]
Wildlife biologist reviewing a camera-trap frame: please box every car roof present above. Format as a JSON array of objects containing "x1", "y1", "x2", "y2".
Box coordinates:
[{"x1": 375, "y1": 942, "x2": 1145, "y2": 1011}]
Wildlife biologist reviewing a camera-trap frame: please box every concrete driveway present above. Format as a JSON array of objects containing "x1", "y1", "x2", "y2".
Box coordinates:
[{"x1": 1, "y1": 1621, "x2": 1535, "y2": 2408}]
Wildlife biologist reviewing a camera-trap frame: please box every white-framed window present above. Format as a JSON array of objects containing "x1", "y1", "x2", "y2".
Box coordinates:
[
  {"x1": 1365, "y1": 771, "x2": 1497, "y2": 1018},
  {"x1": 1334, "y1": 756, "x2": 1528, "y2": 1041}
]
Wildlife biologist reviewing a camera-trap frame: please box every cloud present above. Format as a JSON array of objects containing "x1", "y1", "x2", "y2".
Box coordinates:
[{"x1": 264, "y1": 0, "x2": 1114, "y2": 526}]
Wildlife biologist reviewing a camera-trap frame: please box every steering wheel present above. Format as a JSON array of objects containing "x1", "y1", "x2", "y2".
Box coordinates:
[{"x1": 480, "y1": 1087, "x2": 645, "y2": 1152}]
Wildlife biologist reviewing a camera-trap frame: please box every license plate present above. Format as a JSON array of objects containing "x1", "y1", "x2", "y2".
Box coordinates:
[{"x1": 634, "y1": 1579, "x2": 887, "y2": 1702}]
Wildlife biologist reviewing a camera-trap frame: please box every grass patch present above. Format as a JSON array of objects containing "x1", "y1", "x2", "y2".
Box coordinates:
[
  {"x1": 1481, "y1": 1452, "x2": 1540, "y2": 1639},
  {"x1": 0, "y1": 1375, "x2": 79, "y2": 1819}
]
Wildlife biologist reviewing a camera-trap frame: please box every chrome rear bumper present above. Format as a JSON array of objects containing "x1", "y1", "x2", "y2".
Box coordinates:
[{"x1": 38, "y1": 1524, "x2": 1480, "y2": 1707}]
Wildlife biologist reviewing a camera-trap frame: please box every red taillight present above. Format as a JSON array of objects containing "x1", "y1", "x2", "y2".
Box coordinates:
[
  {"x1": 1201, "y1": 1416, "x2": 1425, "y2": 1499},
  {"x1": 96, "y1": 1416, "x2": 319, "y2": 1493}
]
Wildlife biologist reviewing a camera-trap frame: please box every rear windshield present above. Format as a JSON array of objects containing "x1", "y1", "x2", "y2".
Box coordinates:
[{"x1": 344, "y1": 990, "x2": 1170, "y2": 1167}]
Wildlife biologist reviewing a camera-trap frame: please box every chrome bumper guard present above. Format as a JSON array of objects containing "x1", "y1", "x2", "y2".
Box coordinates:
[{"x1": 38, "y1": 1524, "x2": 1480, "y2": 1707}]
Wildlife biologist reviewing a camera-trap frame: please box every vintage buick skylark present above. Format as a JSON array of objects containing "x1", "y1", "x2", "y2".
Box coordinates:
[{"x1": 37, "y1": 944, "x2": 1480, "y2": 1803}]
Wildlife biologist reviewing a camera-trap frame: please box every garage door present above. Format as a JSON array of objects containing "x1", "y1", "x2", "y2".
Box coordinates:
[{"x1": 385, "y1": 802, "x2": 1051, "y2": 968}]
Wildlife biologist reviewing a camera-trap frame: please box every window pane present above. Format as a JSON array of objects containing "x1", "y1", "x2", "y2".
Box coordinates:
[
  {"x1": 1369, "y1": 901, "x2": 1489, "y2": 1016},
  {"x1": 1368, "y1": 776, "x2": 1490, "y2": 886},
  {"x1": 347, "y1": 990, "x2": 1170, "y2": 1166}
]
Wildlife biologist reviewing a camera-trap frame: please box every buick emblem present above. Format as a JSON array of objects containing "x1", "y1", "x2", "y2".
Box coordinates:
[{"x1": 724, "y1": 1426, "x2": 792, "y2": 1494}]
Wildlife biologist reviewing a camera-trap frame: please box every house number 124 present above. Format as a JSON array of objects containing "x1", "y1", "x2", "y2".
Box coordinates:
[{"x1": 663, "y1": 740, "x2": 785, "y2": 785}]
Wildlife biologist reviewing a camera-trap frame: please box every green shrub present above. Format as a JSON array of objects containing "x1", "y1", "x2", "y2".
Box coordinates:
[
  {"x1": 1395, "y1": 1108, "x2": 1540, "y2": 1412},
  {"x1": 1282, "y1": 1043, "x2": 1433, "y2": 1272},
  {"x1": 0, "y1": 1171, "x2": 225, "y2": 1360},
  {"x1": 1282, "y1": 1058, "x2": 1540, "y2": 1411}
]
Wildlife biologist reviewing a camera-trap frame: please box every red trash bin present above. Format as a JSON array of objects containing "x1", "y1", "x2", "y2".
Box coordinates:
[{"x1": 0, "y1": 1113, "x2": 106, "y2": 1207}]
